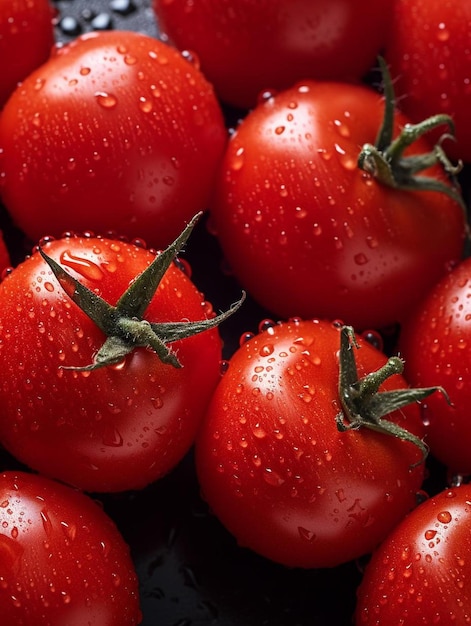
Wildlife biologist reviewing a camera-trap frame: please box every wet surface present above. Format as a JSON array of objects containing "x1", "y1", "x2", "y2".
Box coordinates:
[{"x1": 0, "y1": 1, "x2": 451, "y2": 624}]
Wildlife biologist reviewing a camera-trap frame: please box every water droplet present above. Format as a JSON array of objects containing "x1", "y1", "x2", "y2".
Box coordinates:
[
  {"x1": 334, "y1": 119, "x2": 351, "y2": 137},
  {"x1": 252, "y1": 424, "x2": 267, "y2": 439},
  {"x1": 275, "y1": 126, "x2": 285, "y2": 135},
  {"x1": 59, "y1": 250, "x2": 104, "y2": 281},
  {"x1": 239, "y1": 331, "x2": 254, "y2": 345},
  {"x1": 437, "y1": 22, "x2": 450, "y2": 41},
  {"x1": 34, "y1": 78, "x2": 46, "y2": 91},
  {"x1": 354, "y1": 253, "x2": 369, "y2": 265},
  {"x1": 263, "y1": 468, "x2": 285, "y2": 486},
  {"x1": 102, "y1": 425, "x2": 123, "y2": 447},
  {"x1": 60, "y1": 521, "x2": 77, "y2": 541},
  {"x1": 295, "y1": 206, "x2": 308, "y2": 219},
  {"x1": 230, "y1": 147, "x2": 245, "y2": 171},
  {"x1": 40, "y1": 510, "x2": 52, "y2": 536},
  {"x1": 424, "y1": 529, "x2": 437, "y2": 540},
  {"x1": 340, "y1": 154, "x2": 357, "y2": 170},
  {"x1": 437, "y1": 510, "x2": 452, "y2": 524},
  {"x1": 361, "y1": 329, "x2": 384, "y2": 351},
  {"x1": 95, "y1": 91, "x2": 118, "y2": 109},
  {"x1": 61, "y1": 591, "x2": 72, "y2": 604},
  {"x1": 298, "y1": 527, "x2": 316, "y2": 542},
  {"x1": 138, "y1": 97, "x2": 153, "y2": 113},
  {"x1": 259, "y1": 344, "x2": 274, "y2": 357}
]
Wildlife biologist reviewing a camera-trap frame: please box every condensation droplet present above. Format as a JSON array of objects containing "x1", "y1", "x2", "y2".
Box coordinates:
[
  {"x1": 437, "y1": 510, "x2": 452, "y2": 524},
  {"x1": 59, "y1": 250, "x2": 104, "y2": 281},
  {"x1": 94, "y1": 91, "x2": 118, "y2": 109},
  {"x1": 263, "y1": 468, "x2": 285, "y2": 487},
  {"x1": 230, "y1": 147, "x2": 245, "y2": 171}
]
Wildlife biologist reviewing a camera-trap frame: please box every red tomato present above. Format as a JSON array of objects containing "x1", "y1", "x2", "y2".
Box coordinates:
[
  {"x1": 355, "y1": 484, "x2": 471, "y2": 625},
  {"x1": 0, "y1": 227, "x2": 228, "y2": 492},
  {"x1": 210, "y1": 79, "x2": 466, "y2": 329},
  {"x1": 195, "y1": 319, "x2": 429, "y2": 569},
  {"x1": 399, "y1": 256, "x2": 471, "y2": 476},
  {"x1": 0, "y1": 470, "x2": 141, "y2": 625},
  {"x1": 0, "y1": 30, "x2": 227, "y2": 249},
  {"x1": 0, "y1": 0, "x2": 55, "y2": 109},
  {"x1": 385, "y1": 0, "x2": 471, "y2": 163},
  {"x1": 153, "y1": 0, "x2": 394, "y2": 109}
]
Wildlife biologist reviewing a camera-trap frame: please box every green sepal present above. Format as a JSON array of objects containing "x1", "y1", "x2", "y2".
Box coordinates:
[
  {"x1": 39, "y1": 212, "x2": 245, "y2": 371},
  {"x1": 336, "y1": 326, "x2": 449, "y2": 467},
  {"x1": 358, "y1": 57, "x2": 466, "y2": 214}
]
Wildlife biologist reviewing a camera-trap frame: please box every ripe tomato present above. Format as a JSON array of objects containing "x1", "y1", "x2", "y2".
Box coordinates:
[
  {"x1": 153, "y1": 0, "x2": 394, "y2": 109},
  {"x1": 355, "y1": 484, "x2": 471, "y2": 625},
  {"x1": 398, "y1": 256, "x2": 471, "y2": 476},
  {"x1": 0, "y1": 0, "x2": 55, "y2": 109},
  {"x1": 210, "y1": 78, "x2": 466, "y2": 329},
  {"x1": 195, "y1": 319, "x2": 432, "y2": 569},
  {"x1": 0, "y1": 470, "x2": 141, "y2": 625},
  {"x1": 0, "y1": 29, "x2": 227, "y2": 249},
  {"x1": 0, "y1": 220, "x2": 234, "y2": 492},
  {"x1": 385, "y1": 0, "x2": 471, "y2": 163}
]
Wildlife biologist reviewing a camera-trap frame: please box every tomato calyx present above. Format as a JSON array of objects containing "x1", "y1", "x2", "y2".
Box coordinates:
[
  {"x1": 336, "y1": 326, "x2": 447, "y2": 466},
  {"x1": 358, "y1": 57, "x2": 465, "y2": 212},
  {"x1": 39, "y1": 212, "x2": 245, "y2": 371}
]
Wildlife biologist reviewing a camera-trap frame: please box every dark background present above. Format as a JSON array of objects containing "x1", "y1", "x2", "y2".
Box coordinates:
[{"x1": 0, "y1": 2, "x2": 452, "y2": 625}]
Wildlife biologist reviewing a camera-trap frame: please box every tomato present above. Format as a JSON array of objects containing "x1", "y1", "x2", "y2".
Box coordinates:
[
  {"x1": 0, "y1": 217, "x2": 239, "y2": 492},
  {"x1": 209, "y1": 76, "x2": 466, "y2": 330},
  {"x1": 0, "y1": 29, "x2": 227, "y2": 250},
  {"x1": 385, "y1": 0, "x2": 471, "y2": 163},
  {"x1": 153, "y1": 0, "x2": 394, "y2": 110},
  {"x1": 355, "y1": 484, "x2": 471, "y2": 625},
  {"x1": 195, "y1": 319, "x2": 435, "y2": 569},
  {"x1": 0, "y1": 470, "x2": 141, "y2": 625},
  {"x1": 398, "y1": 256, "x2": 471, "y2": 476},
  {"x1": 0, "y1": 0, "x2": 55, "y2": 109}
]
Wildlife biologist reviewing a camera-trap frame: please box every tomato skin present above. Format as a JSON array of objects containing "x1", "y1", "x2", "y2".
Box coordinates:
[
  {"x1": 0, "y1": 236, "x2": 223, "y2": 492},
  {"x1": 153, "y1": 0, "x2": 394, "y2": 109},
  {"x1": 355, "y1": 485, "x2": 471, "y2": 625},
  {"x1": 385, "y1": 0, "x2": 471, "y2": 163},
  {"x1": 0, "y1": 30, "x2": 227, "y2": 249},
  {"x1": 195, "y1": 319, "x2": 425, "y2": 569},
  {"x1": 0, "y1": 0, "x2": 55, "y2": 109},
  {"x1": 210, "y1": 81, "x2": 466, "y2": 330},
  {"x1": 399, "y1": 256, "x2": 471, "y2": 476},
  {"x1": 0, "y1": 470, "x2": 141, "y2": 626}
]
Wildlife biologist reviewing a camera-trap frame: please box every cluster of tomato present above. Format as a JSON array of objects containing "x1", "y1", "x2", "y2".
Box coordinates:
[{"x1": 0, "y1": 0, "x2": 470, "y2": 624}]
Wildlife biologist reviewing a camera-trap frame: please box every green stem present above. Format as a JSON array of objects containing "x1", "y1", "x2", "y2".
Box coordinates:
[
  {"x1": 336, "y1": 326, "x2": 448, "y2": 467},
  {"x1": 40, "y1": 213, "x2": 245, "y2": 371},
  {"x1": 358, "y1": 57, "x2": 466, "y2": 213}
]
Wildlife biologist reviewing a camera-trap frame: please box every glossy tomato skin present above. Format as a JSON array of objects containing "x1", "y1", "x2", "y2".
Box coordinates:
[
  {"x1": 399, "y1": 256, "x2": 471, "y2": 476},
  {"x1": 195, "y1": 319, "x2": 426, "y2": 569},
  {"x1": 385, "y1": 0, "x2": 471, "y2": 163},
  {"x1": 355, "y1": 485, "x2": 471, "y2": 625},
  {"x1": 0, "y1": 470, "x2": 141, "y2": 626},
  {"x1": 210, "y1": 81, "x2": 466, "y2": 330},
  {"x1": 0, "y1": 30, "x2": 227, "y2": 250},
  {"x1": 0, "y1": 0, "x2": 55, "y2": 109},
  {"x1": 0, "y1": 236, "x2": 223, "y2": 492},
  {"x1": 153, "y1": 0, "x2": 394, "y2": 109}
]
